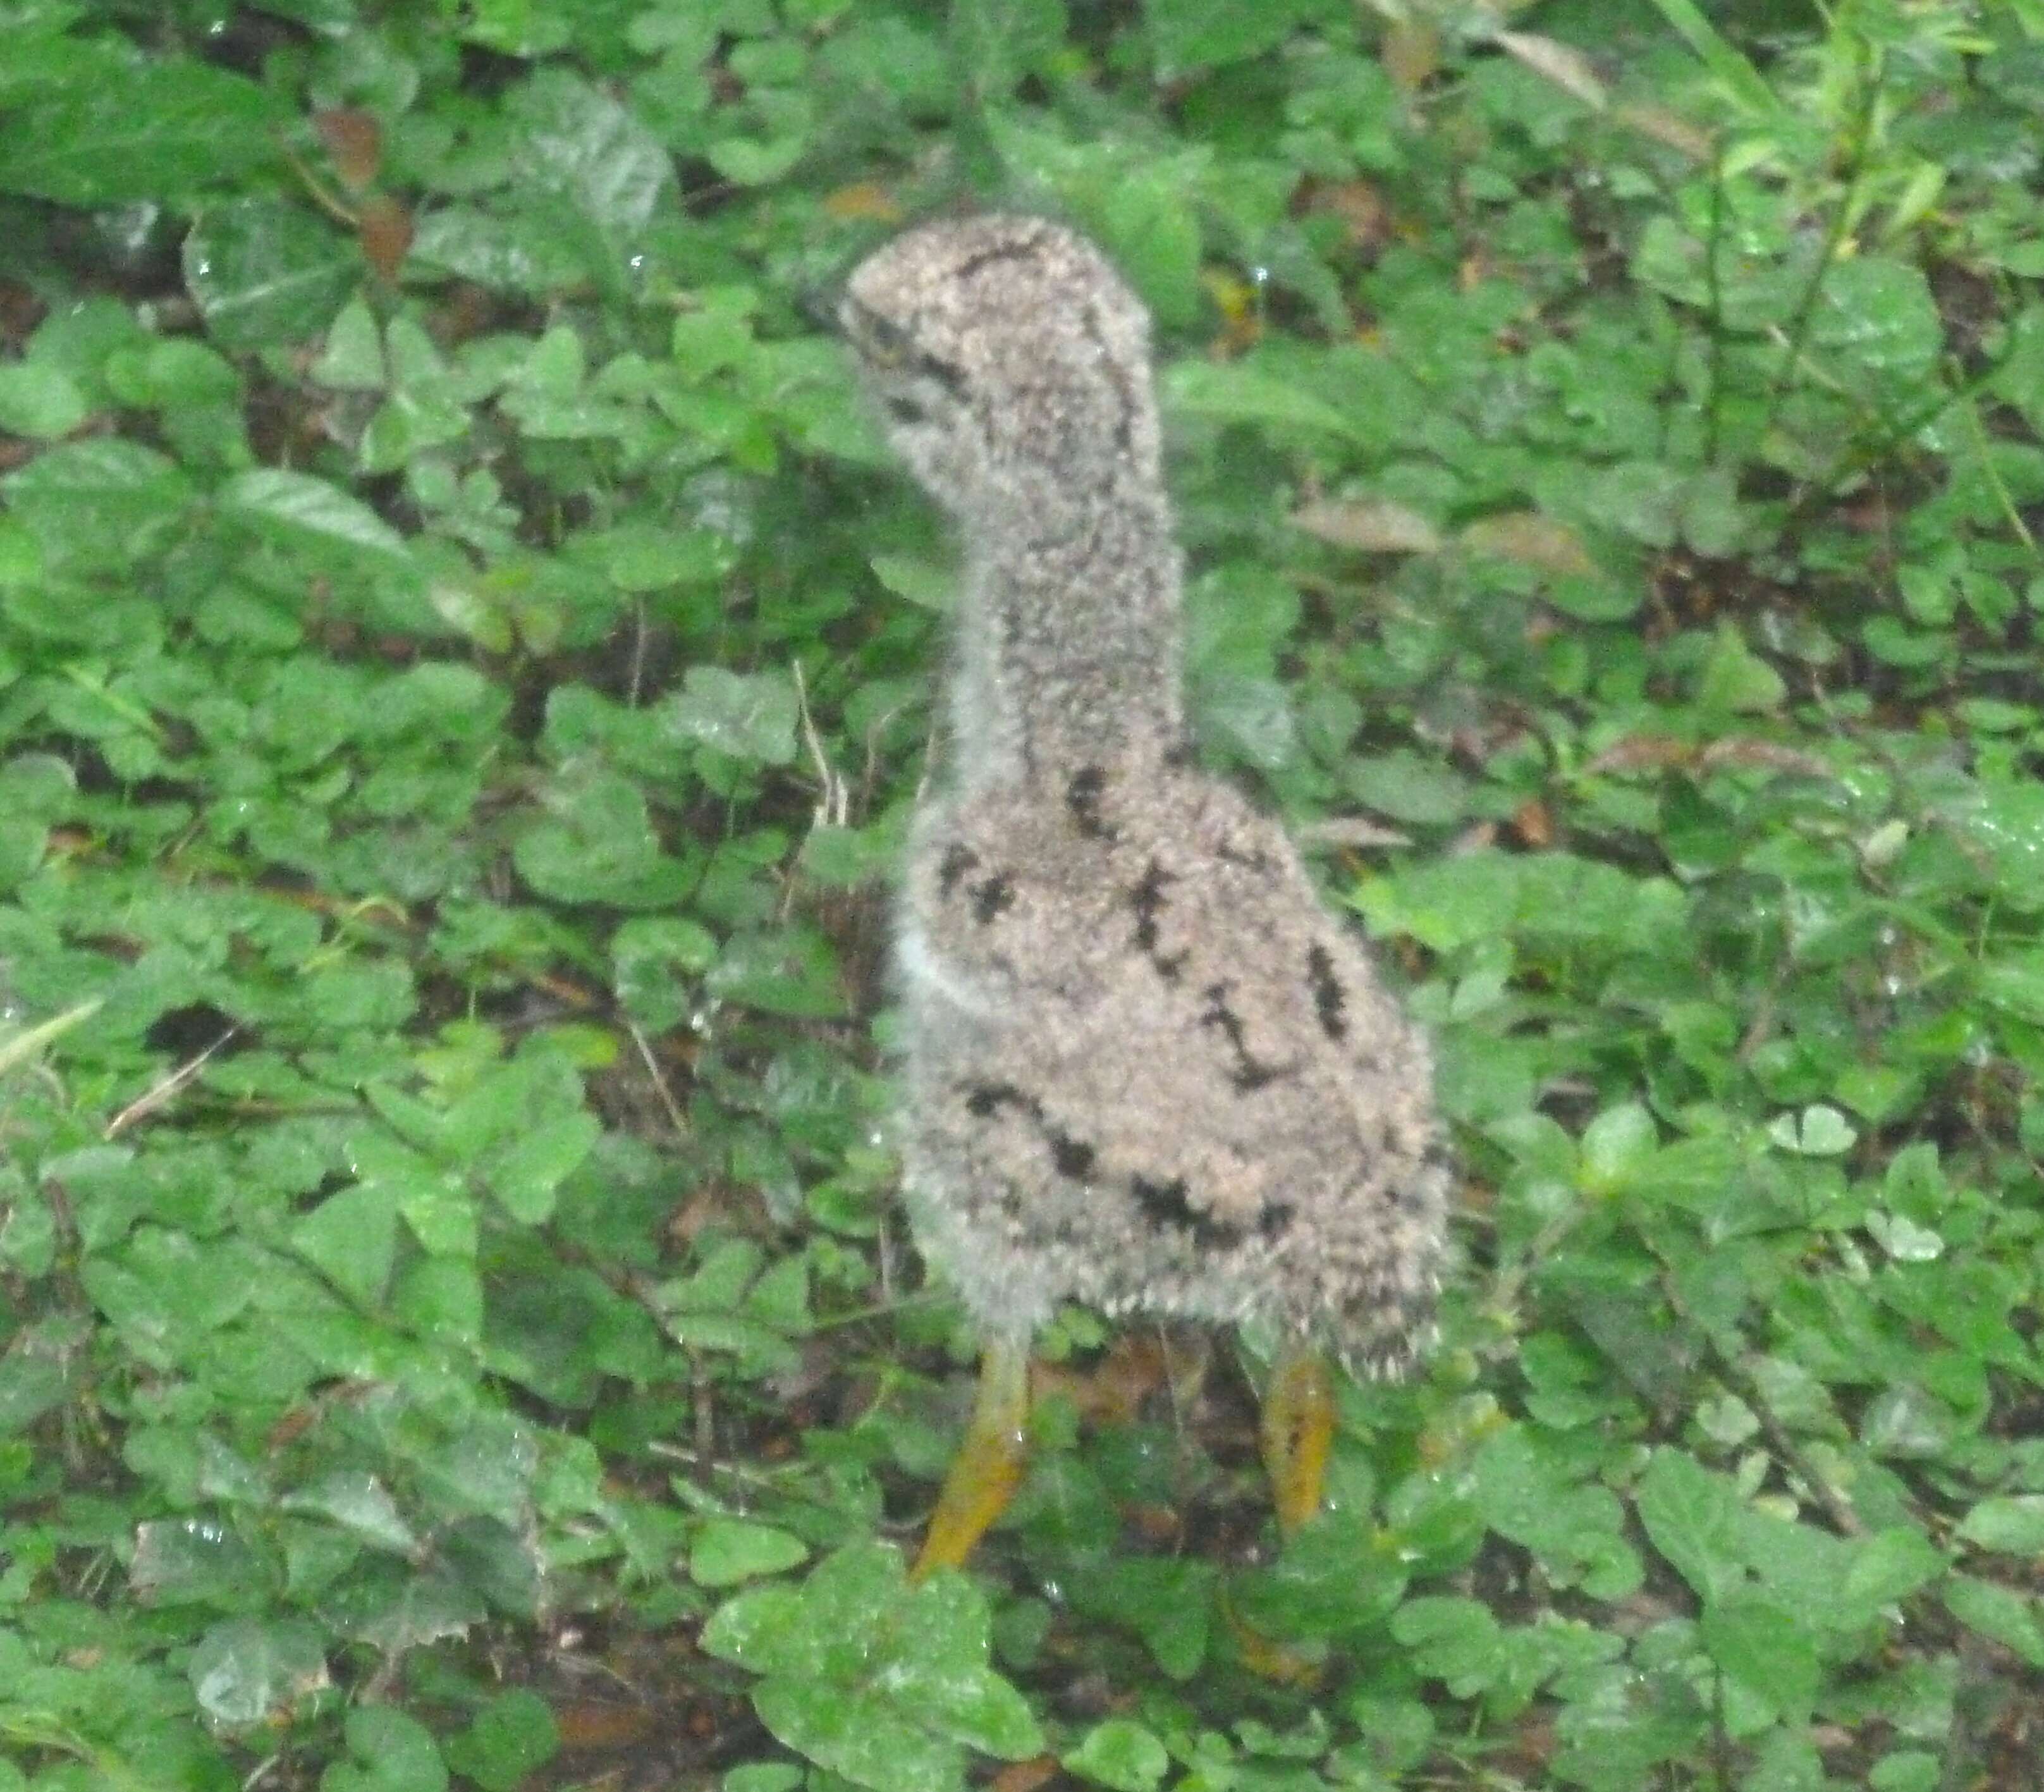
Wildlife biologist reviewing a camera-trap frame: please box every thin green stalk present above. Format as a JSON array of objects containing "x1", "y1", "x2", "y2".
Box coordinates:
[
  {"x1": 1643, "y1": 0, "x2": 1786, "y2": 120},
  {"x1": 1760, "y1": 39, "x2": 1883, "y2": 436}
]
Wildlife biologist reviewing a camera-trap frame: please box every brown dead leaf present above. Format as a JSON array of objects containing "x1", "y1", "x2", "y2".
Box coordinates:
[
  {"x1": 1494, "y1": 31, "x2": 1607, "y2": 112},
  {"x1": 1033, "y1": 1330, "x2": 1196, "y2": 1425},
  {"x1": 1512, "y1": 799, "x2": 1555, "y2": 849},
  {"x1": 1201, "y1": 266, "x2": 1262, "y2": 355},
  {"x1": 1584, "y1": 735, "x2": 1695, "y2": 776},
  {"x1": 1697, "y1": 739, "x2": 1831, "y2": 777},
  {"x1": 1297, "y1": 178, "x2": 1390, "y2": 256},
  {"x1": 989, "y1": 1758, "x2": 1061, "y2": 1792},
  {"x1": 1381, "y1": 18, "x2": 1441, "y2": 92},
  {"x1": 824, "y1": 182, "x2": 903, "y2": 223},
  {"x1": 554, "y1": 1698, "x2": 654, "y2": 1750},
  {"x1": 1125, "y1": 1500, "x2": 1184, "y2": 1547},
  {"x1": 357, "y1": 195, "x2": 414, "y2": 281},
  {"x1": 314, "y1": 108, "x2": 382, "y2": 192},
  {"x1": 1460, "y1": 511, "x2": 1596, "y2": 577},
  {"x1": 1615, "y1": 101, "x2": 1716, "y2": 162},
  {"x1": 1292, "y1": 495, "x2": 1442, "y2": 556},
  {"x1": 1445, "y1": 821, "x2": 1501, "y2": 856},
  {"x1": 1300, "y1": 816, "x2": 1413, "y2": 851}
]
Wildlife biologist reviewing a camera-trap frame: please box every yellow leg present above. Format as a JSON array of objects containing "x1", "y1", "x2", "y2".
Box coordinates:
[
  {"x1": 1260, "y1": 1347, "x2": 1335, "y2": 1537},
  {"x1": 911, "y1": 1342, "x2": 1031, "y2": 1580},
  {"x1": 1224, "y1": 1346, "x2": 1338, "y2": 1683}
]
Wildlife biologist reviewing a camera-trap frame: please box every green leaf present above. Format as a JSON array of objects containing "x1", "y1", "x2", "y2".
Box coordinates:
[
  {"x1": 130, "y1": 1516, "x2": 268, "y2": 1609},
  {"x1": 291, "y1": 1182, "x2": 399, "y2": 1309},
  {"x1": 665, "y1": 666, "x2": 799, "y2": 765},
  {"x1": 1943, "y1": 1574, "x2": 2044, "y2": 1666},
  {"x1": 1348, "y1": 751, "x2": 1474, "y2": 825},
  {"x1": 1142, "y1": 0, "x2": 1338, "y2": 74},
  {"x1": 613, "y1": 915, "x2": 719, "y2": 1029},
  {"x1": 702, "y1": 1545, "x2": 1041, "y2": 1789},
  {"x1": 1837, "y1": 1525, "x2": 1944, "y2": 1621},
  {"x1": 1196, "y1": 679, "x2": 1300, "y2": 780},
  {"x1": 188, "y1": 1616, "x2": 329, "y2": 1727},
  {"x1": 706, "y1": 926, "x2": 847, "y2": 1019},
  {"x1": 322, "y1": 1704, "x2": 450, "y2": 1792},
  {"x1": 752, "y1": 1679, "x2": 962, "y2": 1792},
  {"x1": 0, "y1": 1347, "x2": 70, "y2": 1435},
  {"x1": 952, "y1": 0, "x2": 1068, "y2": 97},
  {"x1": 1233, "y1": 1506, "x2": 1412, "y2": 1641},
  {"x1": 1978, "y1": 952, "x2": 2044, "y2": 1022},
  {"x1": 690, "y1": 1518, "x2": 810, "y2": 1588},
  {"x1": 701, "y1": 1581, "x2": 813, "y2": 1675},
  {"x1": 869, "y1": 553, "x2": 957, "y2": 611},
  {"x1": 1063, "y1": 1719, "x2": 1170, "y2": 1792},
  {"x1": 0, "y1": 58, "x2": 285, "y2": 202},
  {"x1": 1, "y1": 438, "x2": 192, "y2": 571},
  {"x1": 221, "y1": 469, "x2": 415, "y2": 574},
  {"x1": 1390, "y1": 1596, "x2": 1507, "y2": 1698},
  {"x1": 510, "y1": 69, "x2": 677, "y2": 232},
  {"x1": 186, "y1": 198, "x2": 360, "y2": 350},
  {"x1": 281, "y1": 1470, "x2": 419, "y2": 1554},
  {"x1": 1578, "y1": 1102, "x2": 1656, "y2": 1192},
  {"x1": 0, "y1": 362, "x2": 89, "y2": 438},
  {"x1": 515, "y1": 771, "x2": 692, "y2": 907},
  {"x1": 1634, "y1": 1449, "x2": 1745, "y2": 1604},
  {"x1": 314, "y1": 297, "x2": 388, "y2": 391},
  {"x1": 1696, "y1": 621, "x2": 1786, "y2": 714},
  {"x1": 1868, "y1": 1754, "x2": 1940, "y2": 1792},
  {"x1": 1939, "y1": 779, "x2": 2044, "y2": 912},
  {"x1": 1165, "y1": 360, "x2": 1372, "y2": 445},
  {"x1": 1767, "y1": 1103, "x2": 1857, "y2": 1157},
  {"x1": 1700, "y1": 1592, "x2": 1821, "y2": 1724},
  {"x1": 443, "y1": 1690, "x2": 560, "y2": 1792},
  {"x1": 1097, "y1": 168, "x2": 1204, "y2": 329},
  {"x1": 1588, "y1": 460, "x2": 1683, "y2": 548},
  {"x1": 1809, "y1": 257, "x2": 1944, "y2": 385},
  {"x1": 884, "y1": 1574, "x2": 1042, "y2": 1757},
  {"x1": 723, "y1": 1769, "x2": 803, "y2": 1792},
  {"x1": 484, "y1": 1111, "x2": 601, "y2": 1224},
  {"x1": 1957, "y1": 1496, "x2": 2044, "y2": 1556}
]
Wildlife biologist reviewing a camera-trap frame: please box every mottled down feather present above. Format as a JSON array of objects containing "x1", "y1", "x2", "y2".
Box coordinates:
[{"x1": 843, "y1": 212, "x2": 1447, "y2": 1373}]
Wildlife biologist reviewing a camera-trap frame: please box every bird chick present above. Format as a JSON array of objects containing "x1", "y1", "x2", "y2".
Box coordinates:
[{"x1": 842, "y1": 214, "x2": 1447, "y2": 1574}]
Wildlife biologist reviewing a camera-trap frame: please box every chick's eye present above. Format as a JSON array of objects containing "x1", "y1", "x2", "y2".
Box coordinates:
[
  {"x1": 847, "y1": 302, "x2": 914, "y2": 366},
  {"x1": 884, "y1": 395, "x2": 932, "y2": 427}
]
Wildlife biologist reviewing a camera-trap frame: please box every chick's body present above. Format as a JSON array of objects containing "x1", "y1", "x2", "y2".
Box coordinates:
[{"x1": 898, "y1": 754, "x2": 1443, "y2": 1368}]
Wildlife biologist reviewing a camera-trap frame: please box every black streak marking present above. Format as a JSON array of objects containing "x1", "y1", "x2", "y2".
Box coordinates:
[
  {"x1": 1217, "y1": 841, "x2": 1274, "y2": 875},
  {"x1": 962, "y1": 1083, "x2": 1103, "y2": 1186},
  {"x1": 1130, "y1": 1174, "x2": 1244, "y2": 1249},
  {"x1": 1049, "y1": 1131, "x2": 1096, "y2": 1179},
  {"x1": 841, "y1": 300, "x2": 969, "y2": 398},
  {"x1": 964, "y1": 1080, "x2": 1034, "y2": 1119},
  {"x1": 1194, "y1": 981, "x2": 1292, "y2": 1087},
  {"x1": 1199, "y1": 981, "x2": 1287, "y2": 1092},
  {"x1": 1065, "y1": 766, "x2": 1115, "y2": 839},
  {"x1": 937, "y1": 843, "x2": 979, "y2": 897},
  {"x1": 911, "y1": 352, "x2": 969, "y2": 399},
  {"x1": 1162, "y1": 740, "x2": 1197, "y2": 770},
  {"x1": 1259, "y1": 1201, "x2": 1297, "y2": 1241},
  {"x1": 953, "y1": 236, "x2": 1045, "y2": 284},
  {"x1": 1306, "y1": 944, "x2": 1348, "y2": 1041},
  {"x1": 1130, "y1": 859, "x2": 1172, "y2": 954},
  {"x1": 970, "y1": 875, "x2": 1015, "y2": 924}
]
